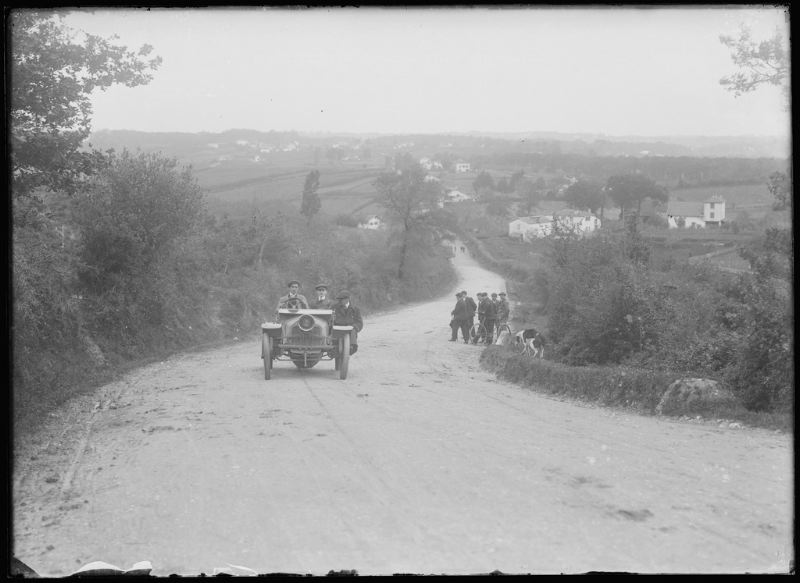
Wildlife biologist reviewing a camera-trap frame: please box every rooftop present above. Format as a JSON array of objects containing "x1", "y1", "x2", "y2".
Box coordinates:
[{"x1": 667, "y1": 201, "x2": 704, "y2": 216}]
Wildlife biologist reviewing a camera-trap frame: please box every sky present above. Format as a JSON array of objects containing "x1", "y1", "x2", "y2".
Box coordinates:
[{"x1": 51, "y1": 6, "x2": 791, "y2": 138}]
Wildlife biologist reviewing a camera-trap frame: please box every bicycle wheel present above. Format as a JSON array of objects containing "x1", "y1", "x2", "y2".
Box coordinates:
[{"x1": 470, "y1": 322, "x2": 487, "y2": 344}]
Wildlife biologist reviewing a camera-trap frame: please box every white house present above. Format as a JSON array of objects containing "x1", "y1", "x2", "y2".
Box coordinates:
[
  {"x1": 667, "y1": 195, "x2": 726, "y2": 228},
  {"x1": 358, "y1": 215, "x2": 384, "y2": 230},
  {"x1": 455, "y1": 161, "x2": 471, "y2": 173},
  {"x1": 552, "y1": 209, "x2": 601, "y2": 236},
  {"x1": 444, "y1": 189, "x2": 472, "y2": 202},
  {"x1": 509, "y1": 210, "x2": 601, "y2": 241},
  {"x1": 419, "y1": 158, "x2": 444, "y2": 170},
  {"x1": 508, "y1": 216, "x2": 554, "y2": 241}
]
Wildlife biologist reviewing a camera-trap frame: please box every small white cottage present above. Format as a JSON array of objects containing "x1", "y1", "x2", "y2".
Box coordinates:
[
  {"x1": 667, "y1": 195, "x2": 726, "y2": 228},
  {"x1": 358, "y1": 215, "x2": 384, "y2": 230}
]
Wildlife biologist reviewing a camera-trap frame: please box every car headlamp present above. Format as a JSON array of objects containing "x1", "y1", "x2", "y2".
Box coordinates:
[{"x1": 298, "y1": 314, "x2": 315, "y2": 332}]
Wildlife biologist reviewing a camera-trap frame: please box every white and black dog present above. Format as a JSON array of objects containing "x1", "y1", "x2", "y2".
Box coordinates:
[{"x1": 514, "y1": 328, "x2": 546, "y2": 358}]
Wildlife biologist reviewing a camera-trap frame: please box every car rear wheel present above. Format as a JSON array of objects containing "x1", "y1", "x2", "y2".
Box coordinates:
[
  {"x1": 262, "y1": 335, "x2": 272, "y2": 380},
  {"x1": 339, "y1": 335, "x2": 350, "y2": 380}
]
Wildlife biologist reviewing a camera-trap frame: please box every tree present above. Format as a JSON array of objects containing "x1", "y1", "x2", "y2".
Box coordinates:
[
  {"x1": 9, "y1": 10, "x2": 162, "y2": 198},
  {"x1": 496, "y1": 177, "x2": 512, "y2": 194},
  {"x1": 517, "y1": 179, "x2": 541, "y2": 215},
  {"x1": 300, "y1": 170, "x2": 321, "y2": 225},
  {"x1": 472, "y1": 171, "x2": 495, "y2": 198},
  {"x1": 374, "y1": 154, "x2": 442, "y2": 280},
  {"x1": 486, "y1": 196, "x2": 510, "y2": 218},
  {"x1": 767, "y1": 170, "x2": 791, "y2": 210},
  {"x1": 564, "y1": 180, "x2": 606, "y2": 217},
  {"x1": 605, "y1": 174, "x2": 668, "y2": 220},
  {"x1": 74, "y1": 150, "x2": 204, "y2": 293},
  {"x1": 509, "y1": 169, "x2": 525, "y2": 192},
  {"x1": 719, "y1": 24, "x2": 789, "y2": 107}
]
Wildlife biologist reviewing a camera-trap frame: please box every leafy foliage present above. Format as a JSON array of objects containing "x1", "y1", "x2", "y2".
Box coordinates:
[
  {"x1": 767, "y1": 170, "x2": 791, "y2": 210},
  {"x1": 9, "y1": 10, "x2": 162, "y2": 197},
  {"x1": 605, "y1": 174, "x2": 669, "y2": 219},
  {"x1": 300, "y1": 169, "x2": 321, "y2": 225},
  {"x1": 472, "y1": 170, "x2": 495, "y2": 197},
  {"x1": 564, "y1": 179, "x2": 606, "y2": 215},
  {"x1": 74, "y1": 151, "x2": 204, "y2": 292},
  {"x1": 374, "y1": 153, "x2": 446, "y2": 280},
  {"x1": 719, "y1": 24, "x2": 789, "y2": 105}
]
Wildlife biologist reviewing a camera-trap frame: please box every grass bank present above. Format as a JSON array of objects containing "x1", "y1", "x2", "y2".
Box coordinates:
[{"x1": 479, "y1": 346, "x2": 792, "y2": 433}]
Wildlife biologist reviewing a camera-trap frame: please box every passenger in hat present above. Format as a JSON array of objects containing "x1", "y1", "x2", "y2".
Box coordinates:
[
  {"x1": 450, "y1": 291, "x2": 470, "y2": 342},
  {"x1": 276, "y1": 279, "x2": 309, "y2": 312},
  {"x1": 310, "y1": 283, "x2": 334, "y2": 309},
  {"x1": 490, "y1": 293, "x2": 501, "y2": 317},
  {"x1": 462, "y1": 291, "x2": 477, "y2": 343},
  {"x1": 475, "y1": 291, "x2": 497, "y2": 345},
  {"x1": 495, "y1": 292, "x2": 510, "y2": 336},
  {"x1": 333, "y1": 290, "x2": 363, "y2": 355}
]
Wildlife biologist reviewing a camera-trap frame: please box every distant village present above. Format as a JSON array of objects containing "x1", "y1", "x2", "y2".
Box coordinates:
[{"x1": 357, "y1": 155, "x2": 728, "y2": 238}]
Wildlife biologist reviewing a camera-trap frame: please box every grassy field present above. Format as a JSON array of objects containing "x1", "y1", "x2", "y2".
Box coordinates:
[
  {"x1": 196, "y1": 161, "x2": 385, "y2": 219},
  {"x1": 671, "y1": 182, "x2": 774, "y2": 218}
]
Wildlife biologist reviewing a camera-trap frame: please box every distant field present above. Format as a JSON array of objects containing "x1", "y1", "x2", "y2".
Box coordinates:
[
  {"x1": 196, "y1": 160, "x2": 383, "y2": 218},
  {"x1": 671, "y1": 183, "x2": 773, "y2": 216}
]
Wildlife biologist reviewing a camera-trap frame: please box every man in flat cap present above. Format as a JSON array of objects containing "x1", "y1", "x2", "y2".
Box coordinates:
[
  {"x1": 310, "y1": 283, "x2": 334, "y2": 309},
  {"x1": 463, "y1": 291, "x2": 477, "y2": 344},
  {"x1": 276, "y1": 280, "x2": 309, "y2": 313},
  {"x1": 495, "y1": 291, "x2": 510, "y2": 336},
  {"x1": 450, "y1": 291, "x2": 470, "y2": 342},
  {"x1": 334, "y1": 290, "x2": 363, "y2": 355},
  {"x1": 476, "y1": 292, "x2": 496, "y2": 345}
]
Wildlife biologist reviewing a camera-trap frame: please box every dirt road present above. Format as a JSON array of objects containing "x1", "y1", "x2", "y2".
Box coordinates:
[{"x1": 13, "y1": 249, "x2": 793, "y2": 575}]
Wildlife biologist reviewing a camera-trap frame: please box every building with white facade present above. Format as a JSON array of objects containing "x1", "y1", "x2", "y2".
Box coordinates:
[
  {"x1": 552, "y1": 209, "x2": 602, "y2": 235},
  {"x1": 666, "y1": 195, "x2": 726, "y2": 228},
  {"x1": 358, "y1": 215, "x2": 385, "y2": 230},
  {"x1": 508, "y1": 216, "x2": 555, "y2": 241},
  {"x1": 509, "y1": 210, "x2": 601, "y2": 241}
]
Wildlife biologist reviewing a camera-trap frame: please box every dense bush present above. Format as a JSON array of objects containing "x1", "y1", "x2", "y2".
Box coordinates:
[{"x1": 476, "y1": 215, "x2": 792, "y2": 415}]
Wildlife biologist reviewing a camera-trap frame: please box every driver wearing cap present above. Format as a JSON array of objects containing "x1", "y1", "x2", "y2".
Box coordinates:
[{"x1": 276, "y1": 280, "x2": 309, "y2": 313}]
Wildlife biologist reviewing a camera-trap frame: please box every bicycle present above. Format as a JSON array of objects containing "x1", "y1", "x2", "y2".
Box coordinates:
[{"x1": 469, "y1": 321, "x2": 488, "y2": 345}]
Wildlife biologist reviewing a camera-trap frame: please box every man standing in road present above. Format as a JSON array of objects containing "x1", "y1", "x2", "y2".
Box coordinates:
[
  {"x1": 477, "y1": 292, "x2": 497, "y2": 345},
  {"x1": 449, "y1": 292, "x2": 470, "y2": 342},
  {"x1": 490, "y1": 292, "x2": 501, "y2": 326},
  {"x1": 496, "y1": 291, "x2": 510, "y2": 336},
  {"x1": 334, "y1": 290, "x2": 363, "y2": 355},
  {"x1": 463, "y1": 290, "x2": 477, "y2": 344},
  {"x1": 310, "y1": 283, "x2": 334, "y2": 309}
]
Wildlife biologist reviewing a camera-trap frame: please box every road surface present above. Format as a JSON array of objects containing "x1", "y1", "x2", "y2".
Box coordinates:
[{"x1": 13, "y1": 248, "x2": 793, "y2": 575}]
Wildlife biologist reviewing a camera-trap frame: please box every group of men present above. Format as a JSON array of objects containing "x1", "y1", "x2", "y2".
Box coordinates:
[
  {"x1": 276, "y1": 280, "x2": 363, "y2": 354},
  {"x1": 449, "y1": 290, "x2": 510, "y2": 345}
]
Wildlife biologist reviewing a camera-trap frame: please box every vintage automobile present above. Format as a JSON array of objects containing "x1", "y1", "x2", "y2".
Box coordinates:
[{"x1": 261, "y1": 308, "x2": 354, "y2": 380}]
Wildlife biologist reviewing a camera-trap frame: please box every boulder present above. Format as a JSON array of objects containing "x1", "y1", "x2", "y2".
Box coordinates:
[{"x1": 656, "y1": 378, "x2": 738, "y2": 416}]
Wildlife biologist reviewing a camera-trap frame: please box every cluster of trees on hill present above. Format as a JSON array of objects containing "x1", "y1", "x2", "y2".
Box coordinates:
[
  {"x1": 471, "y1": 151, "x2": 786, "y2": 189},
  {"x1": 11, "y1": 12, "x2": 455, "y2": 426},
  {"x1": 468, "y1": 166, "x2": 673, "y2": 223}
]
